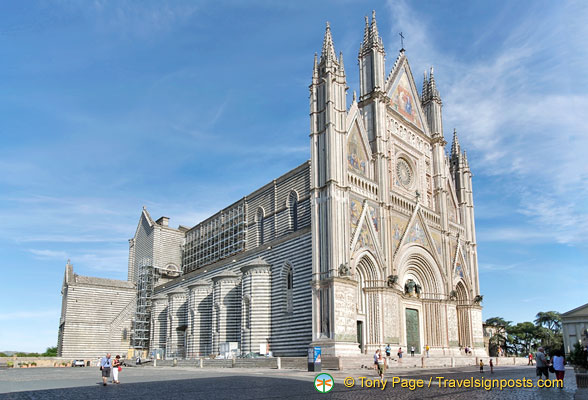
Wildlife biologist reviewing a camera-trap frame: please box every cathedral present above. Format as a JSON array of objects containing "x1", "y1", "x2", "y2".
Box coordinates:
[{"x1": 58, "y1": 14, "x2": 484, "y2": 360}]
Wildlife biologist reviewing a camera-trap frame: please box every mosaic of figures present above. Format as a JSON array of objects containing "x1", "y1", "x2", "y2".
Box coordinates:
[
  {"x1": 347, "y1": 128, "x2": 368, "y2": 176},
  {"x1": 389, "y1": 69, "x2": 422, "y2": 130},
  {"x1": 349, "y1": 197, "x2": 379, "y2": 252}
]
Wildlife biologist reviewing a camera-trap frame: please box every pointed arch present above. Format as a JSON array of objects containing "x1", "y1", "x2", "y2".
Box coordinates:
[
  {"x1": 396, "y1": 246, "x2": 446, "y2": 299},
  {"x1": 455, "y1": 281, "x2": 472, "y2": 348},
  {"x1": 287, "y1": 191, "x2": 299, "y2": 232},
  {"x1": 353, "y1": 252, "x2": 383, "y2": 350},
  {"x1": 281, "y1": 262, "x2": 294, "y2": 315},
  {"x1": 255, "y1": 207, "x2": 265, "y2": 246}
]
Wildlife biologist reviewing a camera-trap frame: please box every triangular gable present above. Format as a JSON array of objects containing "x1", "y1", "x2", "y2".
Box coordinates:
[
  {"x1": 453, "y1": 244, "x2": 470, "y2": 283},
  {"x1": 385, "y1": 57, "x2": 428, "y2": 133},
  {"x1": 562, "y1": 303, "x2": 588, "y2": 318},
  {"x1": 394, "y1": 204, "x2": 441, "y2": 266},
  {"x1": 446, "y1": 179, "x2": 460, "y2": 224},
  {"x1": 134, "y1": 207, "x2": 154, "y2": 238},
  {"x1": 346, "y1": 108, "x2": 372, "y2": 177},
  {"x1": 351, "y1": 200, "x2": 384, "y2": 264},
  {"x1": 350, "y1": 197, "x2": 364, "y2": 237}
]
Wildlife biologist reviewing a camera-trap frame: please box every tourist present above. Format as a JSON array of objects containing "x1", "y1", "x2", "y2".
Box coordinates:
[
  {"x1": 479, "y1": 359, "x2": 484, "y2": 373},
  {"x1": 385, "y1": 344, "x2": 391, "y2": 359},
  {"x1": 112, "y1": 355, "x2": 122, "y2": 384},
  {"x1": 464, "y1": 346, "x2": 469, "y2": 355},
  {"x1": 397, "y1": 347, "x2": 403, "y2": 363},
  {"x1": 377, "y1": 351, "x2": 386, "y2": 381},
  {"x1": 535, "y1": 347, "x2": 549, "y2": 381},
  {"x1": 99, "y1": 353, "x2": 112, "y2": 386},
  {"x1": 373, "y1": 350, "x2": 380, "y2": 372},
  {"x1": 528, "y1": 352, "x2": 533, "y2": 365},
  {"x1": 425, "y1": 344, "x2": 430, "y2": 358},
  {"x1": 410, "y1": 346, "x2": 415, "y2": 357},
  {"x1": 552, "y1": 350, "x2": 565, "y2": 387},
  {"x1": 489, "y1": 358, "x2": 494, "y2": 374}
]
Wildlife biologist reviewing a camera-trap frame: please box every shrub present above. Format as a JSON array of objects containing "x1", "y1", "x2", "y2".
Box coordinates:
[{"x1": 569, "y1": 343, "x2": 588, "y2": 369}]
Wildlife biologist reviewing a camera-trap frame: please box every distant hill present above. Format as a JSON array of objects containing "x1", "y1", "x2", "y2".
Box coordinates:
[{"x1": 0, "y1": 351, "x2": 18, "y2": 356}]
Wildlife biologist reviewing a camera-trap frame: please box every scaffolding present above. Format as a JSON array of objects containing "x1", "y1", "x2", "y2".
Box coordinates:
[{"x1": 132, "y1": 258, "x2": 155, "y2": 352}]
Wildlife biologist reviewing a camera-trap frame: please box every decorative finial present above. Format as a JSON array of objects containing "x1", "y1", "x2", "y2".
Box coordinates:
[
  {"x1": 399, "y1": 32, "x2": 405, "y2": 52},
  {"x1": 352, "y1": 90, "x2": 357, "y2": 103}
]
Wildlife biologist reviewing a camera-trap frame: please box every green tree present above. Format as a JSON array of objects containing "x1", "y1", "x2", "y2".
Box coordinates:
[
  {"x1": 42, "y1": 347, "x2": 57, "y2": 357},
  {"x1": 507, "y1": 322, "x2": 539, "y2": 356},
  {"x1": 534, "y1": 311, "x2": 562, "y2": 333},
  {"x1": 485, "y1": 317, "x2": 511, "y2": 327},
  {"x1": 534, "y1": 311, "x2": 563, "y2": 353}
]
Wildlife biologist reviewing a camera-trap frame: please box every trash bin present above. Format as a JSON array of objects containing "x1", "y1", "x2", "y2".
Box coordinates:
[{"x1": 307, "y1": 346, "x2": 321, "y2": 372}]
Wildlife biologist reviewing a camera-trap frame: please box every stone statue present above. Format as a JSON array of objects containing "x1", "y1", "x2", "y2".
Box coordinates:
[
  {"x1": 387, "y1": 274, "x2": 398, "y2": 287},
  {"x1": 338, "y1": 263, "x2": 350, "y2": 277},
  {"x1": 404, "y1": 279, "x2": 416, "y2": 295},
  {"x1": 473, "y1": 295, "x2": 484, "y2": 304}
]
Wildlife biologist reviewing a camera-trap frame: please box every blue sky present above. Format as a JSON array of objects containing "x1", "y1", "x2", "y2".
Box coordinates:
[{"x1": 1, "y1": 0, "x2": 586, "y2": 352}]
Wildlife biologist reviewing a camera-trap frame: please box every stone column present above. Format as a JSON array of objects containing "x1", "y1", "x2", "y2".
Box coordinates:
[
  {"x1": 150, "y1": 295, "x2": 168, "y2": 359},
  {"x1": 166, "y1": 289, "x2": 188, "y2": 359},
  {"x1": 240, "y1": 259, "x2": 271, "y2": 355},
  {"x1": 211, "y1": 274, "x2": 241, "y2": 355},
  {"x1": 187, "y1": 281, "x2": 212, "y2": 358}
]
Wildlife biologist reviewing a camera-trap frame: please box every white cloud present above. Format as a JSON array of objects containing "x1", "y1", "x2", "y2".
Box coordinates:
[
  {"x1": 0, "y1": 310, "x2": 59, "y2": 321},
  {"x1": 385, "y1": 0, "x2": 588, "y2": 246}
]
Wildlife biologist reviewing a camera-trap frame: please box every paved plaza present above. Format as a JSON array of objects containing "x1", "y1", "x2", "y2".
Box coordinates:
[{"x1": 0, "y1": 365, "x2": 584, "y2": 399}]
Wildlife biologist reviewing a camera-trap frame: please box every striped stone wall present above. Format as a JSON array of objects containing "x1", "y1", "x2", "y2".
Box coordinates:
[{"x1": 57, "y1": 262, "x2": 136, "y2": 359}]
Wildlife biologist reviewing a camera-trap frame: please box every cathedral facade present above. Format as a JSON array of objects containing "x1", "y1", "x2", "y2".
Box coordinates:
[{"x1": 59, "y1": 14, "x2": 485, "y2": 360}]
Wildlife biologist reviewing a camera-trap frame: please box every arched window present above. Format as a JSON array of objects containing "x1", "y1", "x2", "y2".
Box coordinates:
[
  {"x1": 256, "y1": 208, "x2": 265, "y2": 246},
  {"x1": 288, "y1": 191, "x2": 299, "y2": 231},
  {"x1": 243, "y1": 296, "x2": 251, "y2": 330},
  {"x1": 283, "y1": 263, "x2": 293, "y2": 315}
]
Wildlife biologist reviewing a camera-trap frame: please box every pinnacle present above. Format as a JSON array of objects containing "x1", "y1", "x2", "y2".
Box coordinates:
[
  {"x1": 360, "y1": 11, "x2": 384, "y2": 54},
  {"x1": 422, "y1": 70, "x2": 429, "y2": 101},
  {"x1": 320, "y1": 22, "x2": 337, "y2": 64},
  {"x1": 451, "y1": 128, "x2": 461, "y2": 156}
]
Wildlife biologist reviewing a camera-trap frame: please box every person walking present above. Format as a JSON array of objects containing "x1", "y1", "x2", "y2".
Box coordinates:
[
  {"x1": 528, "y1": 353, "x2": 534, "y2": 365},
  {"x1": 552, "y1": 350, "x2": 565, "y2": 387},
  {"x1": 425, "y1": 345, "x2": 430, "y2": 358},
  {"x1": 489, "y1": 358, "x2": 494, "y2": 374},
  {"x1": 373, "y1": 350, "x2": 380, "y2": 372},
  {"x1": 535, "y1": 347, "x2": 549, "y2": 381},
  {"x1": 112, "y1": 355, "x2": 122, "y2": 384},
  {"x1": 100, "y1": 353, "x2": 112, "y2": 386},
  {"x1": 377, "y1": 351, "x2": 386, "y2": 381},
  {"x1": 410, "y1": 346, "x2": 415, "y2": 357},
  {"x1": 397, "y1": 347, "x2": 403, "y2": 363},
  {"x1": 479, "y1": 359, "x2": 484, "y2": 373},
  {"x1": 385, "y1": 344, "x2": 391, "y2": 359}
]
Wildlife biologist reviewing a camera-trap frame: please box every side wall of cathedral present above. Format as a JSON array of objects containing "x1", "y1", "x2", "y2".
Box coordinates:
[
  {"x1": 150, "y1": 162, "x2": 314, "y2": 358},
  {"x1": 57, "y1": 262, "x2": 136, "y2": 359}
]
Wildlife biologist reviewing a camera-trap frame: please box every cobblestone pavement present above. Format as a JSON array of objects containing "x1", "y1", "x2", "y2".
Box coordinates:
[{"x1": 0, "y1": 365, "x2": 580, "y2": 399}]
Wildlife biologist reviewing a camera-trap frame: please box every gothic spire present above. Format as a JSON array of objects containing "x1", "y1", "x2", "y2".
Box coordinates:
[
  {"x1": 428, "y1": 66, "x2": 441, "y2": 101},
  {"x1": 422, "y1": 70, "x2": 429, "y2": 102},
  {"x1": 338, "y1": 51, "x2": 345, "y2": 75},
  {"x1": 312, "y1": 52, "x2": 318, "y2": 79},
  {"x1": 320, "y1": 22, "x2": 337, "y2": 64},
  {"x1": 360, "y1": 10, "x2": 384, "y2": 54},
  {"x1": 451, "y1": 128, "x2": 461, "y2": 157},
  {"x1": 363, "y1": 15, "x2": 370, "y2": 46},
  {"x1": 370, "y1": 10, "x2": 381, "y2": 44}
]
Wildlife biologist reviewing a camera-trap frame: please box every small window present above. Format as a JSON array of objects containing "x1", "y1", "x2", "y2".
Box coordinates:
[
  {"x1": 288, "y1": 191, "x2": 299, "y2": 232},
  {"x1": 256, "y1": 208, "x2": 265, "y2": 246},
  {"x1": 284, "y1": 263, "x2": 293, "y2": 315}
]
